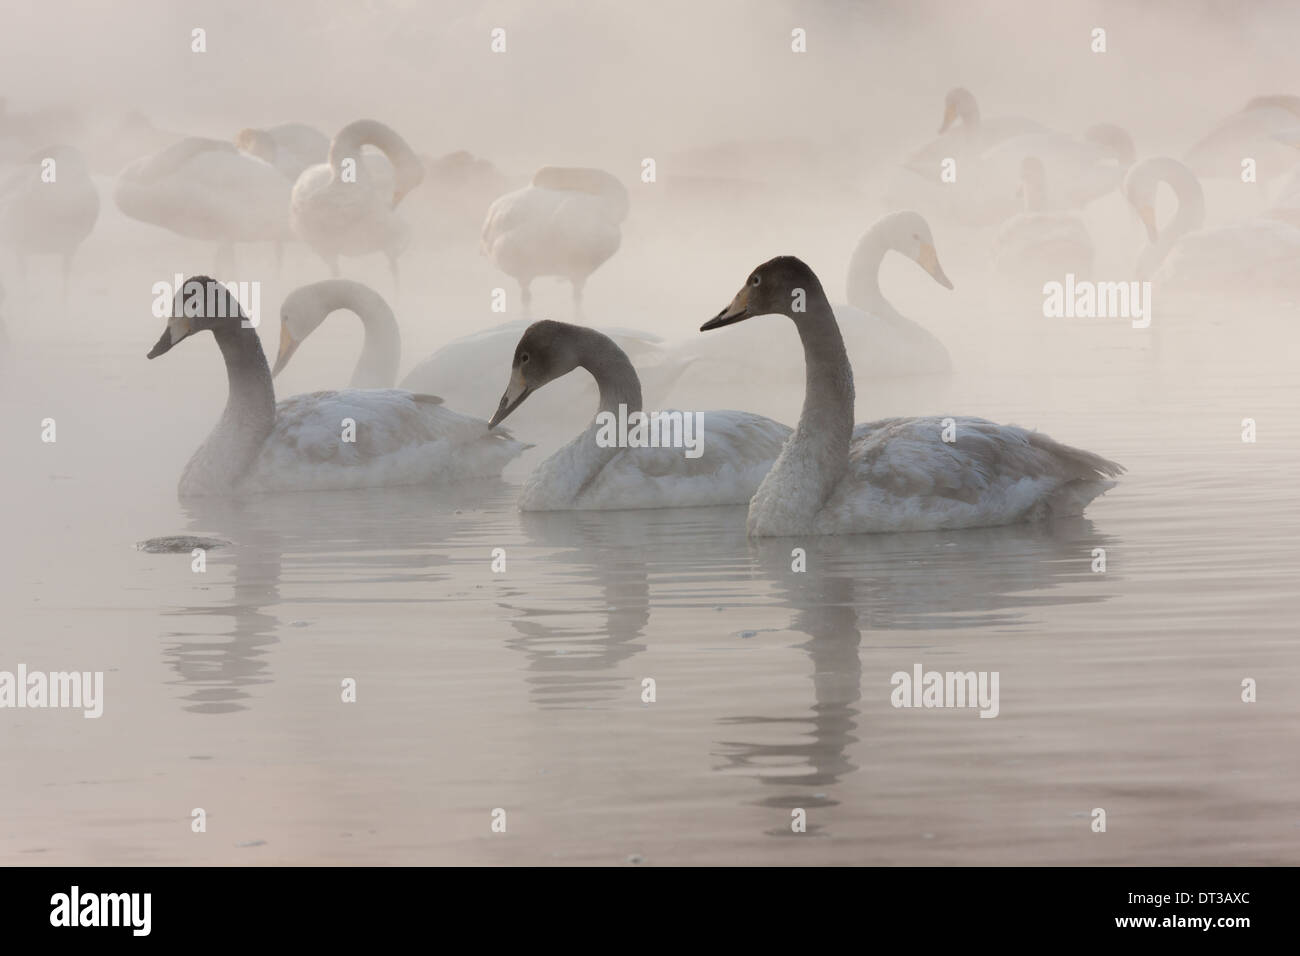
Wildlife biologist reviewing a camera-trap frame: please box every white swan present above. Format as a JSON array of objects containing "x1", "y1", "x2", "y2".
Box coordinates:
[
  {"x1": 903, "y1": 87, "x2": 1043, "y2": 177},
  {"x1": 1185, "y1": 95, "x2": 1300, "y2": 182},
  {"x1": 147, "y1": 277, "x2": 527, "y2": 497},
  {"x1": 235, "y1": 123, "x2": 329, "y2": 181},
  {"x1": 701, "y1": 257, "x2": 1122, "y2": 536},
  {"x1": 678, "y1": 211, "x2": 953, "y2": 382},
  {"x1": 0, "y1": 145, "x2": 100, "y2": 292},
  {"x1": 273, "y1": 279, "x2": 686, "y2": 434},
  {"x1": 992, "y1": 157, "x2": 1094, "y2": 283},
  {"x1": 487, "y1": 320, "x2": 790, "y2": 511},
  {"x1": 290, "y1": 120, "x2": 425, "y2": 284},
  {"x1": 1123, "y1": 156, "x2": 1300, "y2": 296},
  {"x1": 975, "y1": 123, "x2": 1136, "y2": 215},
  {"x1": 481, "y1": 166, "x2": 628, "y2": 315},
  {"x1": 115, "y1": 137, "x2": 290, "y2": 273}
]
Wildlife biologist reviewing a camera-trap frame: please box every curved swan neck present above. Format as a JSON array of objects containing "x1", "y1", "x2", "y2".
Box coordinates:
[
  {"x1": 328, "y1": 120, "x2": 415, "y2": 175},
  {"x1": 312, "y1": 280, "x2": 402, "y2": 387},
  {"x1": 1135, "y1": 158, "x2": 1206, "y2": 275},
  {"x1": 572, "y1": 326, "x2": 643, "y2": 416},
  {"x1": 846, "y1": 226, "x2": 903, "y2": 323}
]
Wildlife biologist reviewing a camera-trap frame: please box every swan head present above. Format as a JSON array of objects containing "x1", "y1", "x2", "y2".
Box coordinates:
[
  {"x1": 702, "y1": 256, "x2": 827, "y2": 330},
  {"x1": 882, "y1": 211, "x2": 953, "y2": 289},
  {"x1": 147, "y1": 276, "x2": 249, "y2": 359},
  {"x1": 939, "y1": 87, "x2": 977, "y2": 133},
  {"x1": 272, "y1": 282, "x2": 333, "y2": 377},
  {"x1": 488, "y1": 320, "x2": 583, "y2": 428}
]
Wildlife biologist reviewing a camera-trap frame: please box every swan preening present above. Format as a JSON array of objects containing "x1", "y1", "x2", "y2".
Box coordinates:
[
  {"x1": 481, "y1": 166, "x2": 629, "y2": 314},
  {"x1": 1123, "y1": 156, "x2": 1300, "y2": 297},
  {"x1": 1185, "y1": 95, "x2": 1300, "y2": 182},
  {"x1": 147, "y1": 277, "x2": 526, "y2": 497},
  {"x1": 488, "y1": 320, "x2": 789, "y2": 511},
  {"x1": 0, "y1": 144, "x2": 100, "y2": 292},
  {"x1": 290, "y1": 119, "x2": 425, "y2": 285},
  {"x1": 702, "y1": 257, "x2": 1122, "y2": 536},
  {"x1": 235, "y1": 123, "x2": 328, "y2": 182},
  {"x1": 115, "y1": 137, "x2": 290, "y2": 273}
]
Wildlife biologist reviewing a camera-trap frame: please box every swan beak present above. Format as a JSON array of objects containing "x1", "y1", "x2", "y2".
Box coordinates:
[
  {"x1": 489, "y1": 366, "x2": 532, "y2": 428},
  {"x1": 1137, "y1": 204, "x2": 1158, "y2": 242},
  {"x1": 701, "y1": 285, "x2": 751, "y2": 331},
  {"x1": 392, "y1": 186, "x2": 410, "y2": 208},
  {"x1": 918, "y1": 242, "x2": 954, "y2": 290},
  {"x1": 939, "y1": 103, "x2": 957, "y2": 134},
  {"x1": 146, "y1": 328, "x2": 174, "y2": 359},
  {"x1": 271, "y1": 324, "x2": 298, "y2": 378},
  {"x1": 147, "y1": 315, "x2": 191, "y2": 359}
]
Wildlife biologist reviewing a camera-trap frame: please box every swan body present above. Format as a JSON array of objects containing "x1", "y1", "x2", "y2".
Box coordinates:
[
  {"x1": 0, "y1": 144, "x2": 99, "y2": 287},
  {"x1": 1185, "y1": 95, "x2": 1300, "y2": 182},
  {"x1": 1124, "y1": 156, "x2": 1300, "y2": 296},
  {"x1": 235, "y1": 123, "x2": 329, "y2": 181},
  {"x1": 115, "y1": 137, "x2": 290, "y2": 276},
  {"x1": 488, "y1": 321, "x2": 790, "y2": 511},
  {"x1": 275, "y1": 280, "x2": 684, "y2": 432},
  {"x1": 701, "y1": 257, "x2": 1122, "y2": 536},
  {"x1": 148, "y1": 277, "x2": 526, "y2": 497},
  {"x1": 992, "y1": 157, "x2": 1094, "y2": 282},
  {"x1": 290, "y1": 120, "x2": 425, "y2": 281},
  {"x1": 903, "y1": 87, "x2": 1043, "y2": 177},
  {"x1": 976, "y1": 123, "x2": 1135, "y2": 215},
  {"x1": 481, "y1": 166, "x2": 628, "y2": 313}
]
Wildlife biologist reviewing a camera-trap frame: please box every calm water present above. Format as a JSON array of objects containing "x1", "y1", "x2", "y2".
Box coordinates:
[{"x1": 2, "y1": 217, "x2": 1298, "y2": 866}]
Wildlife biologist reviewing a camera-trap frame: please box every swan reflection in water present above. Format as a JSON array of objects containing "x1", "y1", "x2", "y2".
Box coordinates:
[{"x1": 163, "y1": 481, "x2": 513, "y2": 713}]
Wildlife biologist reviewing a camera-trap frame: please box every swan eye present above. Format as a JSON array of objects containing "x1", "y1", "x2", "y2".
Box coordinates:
[
  {"x1": 749, "y1": 274, "x2": 761, "y2": 287},
  {"x1": 520, "y1": 353, "x2": 530, "y2": 364}
]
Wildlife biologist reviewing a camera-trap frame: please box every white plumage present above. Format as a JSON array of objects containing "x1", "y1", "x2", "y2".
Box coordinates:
[
  {"x1": 481, "y1": 166, "x2": 628, "y2": 313},
  {"x1": 0, "y1": 144, "x2": 100, "y2": 286},
  {"x1": 290, "y1": 119, "x2": 424, "y2": 283}
]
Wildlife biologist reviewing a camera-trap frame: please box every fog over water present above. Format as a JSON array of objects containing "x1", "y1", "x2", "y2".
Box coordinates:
[{"x1": 0, "y1": 0, "x2": 1297, "y2": 864}]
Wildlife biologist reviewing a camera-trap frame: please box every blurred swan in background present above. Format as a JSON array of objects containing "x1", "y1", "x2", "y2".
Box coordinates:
[
  {"x1": 488, "y1": 320, "x2": 789, "y2": 511},
  {"x1": 678, "y1": 211, "x2": 953, "y2": 382},
  {"x1": 903, "y1": 87, "x2": 1043, "y2": 177},
  {"x1": 290, "y1": 119, "x2": 425, "y2": 286},
  {"x1": 147, "y1": 277, "x2": 527, "y2": 497},
  {"x1": 115, "y1": 137, "x2": 290, "y2": 274},
  {"x1": 976, "y1": 123, "x2": 1136, "y2": 215},
  {"x1": 992, "y1": 157, "x2": 1094, "y2": 283},
  {"x1": 273, "y1": 279, "x2": 688, "y2": 434},
  {"x1": 701, "y1": 257, "x2": 1123, "y2": 536},
  {"x1": 1185, "y1": 95, "x2": 1300, "y2": 183},
  {"x1": 235, "y1": 122, "x2": 328, "y2": 181},
  {"x1": 481, "y1": 166, "x2": 628, "y2": 316},
  {"x1": 0, "y1": 144, "x2": 99, "y2": 296},
  {"x1": 1124, "y1": 156, "x2": 1300, "y2": 297}
]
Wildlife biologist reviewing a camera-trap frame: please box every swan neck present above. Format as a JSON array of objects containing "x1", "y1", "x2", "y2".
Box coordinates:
[
  {"x1": 575, "y1": 328, "x2": 643, "y2": 417},
  {"x1": 333, "y1": 283, "x2": 401, "y2": 387},
  {"x1": 792, "y1": 289, "x2": 855, "y2": 465}
]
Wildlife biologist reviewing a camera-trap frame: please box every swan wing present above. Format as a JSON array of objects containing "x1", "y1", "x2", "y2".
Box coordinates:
[
  {"x1": 244, "y1": 388, "x2": 527, "y2": 492},
  {"x1": 825, "y1": 416, "x2": 1122, "y2": 532}
]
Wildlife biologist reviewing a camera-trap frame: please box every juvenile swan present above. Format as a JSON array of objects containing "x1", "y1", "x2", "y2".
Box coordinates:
[
  {"x1": 148, "y1": 277, "x2": 526, "y2": 497},
  {"x1": 701, "y1": 257, "x2": 1123, "y2": 536},
  {"x1": 488, "y1": 320, "x2": 790, "y2": 511}
]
